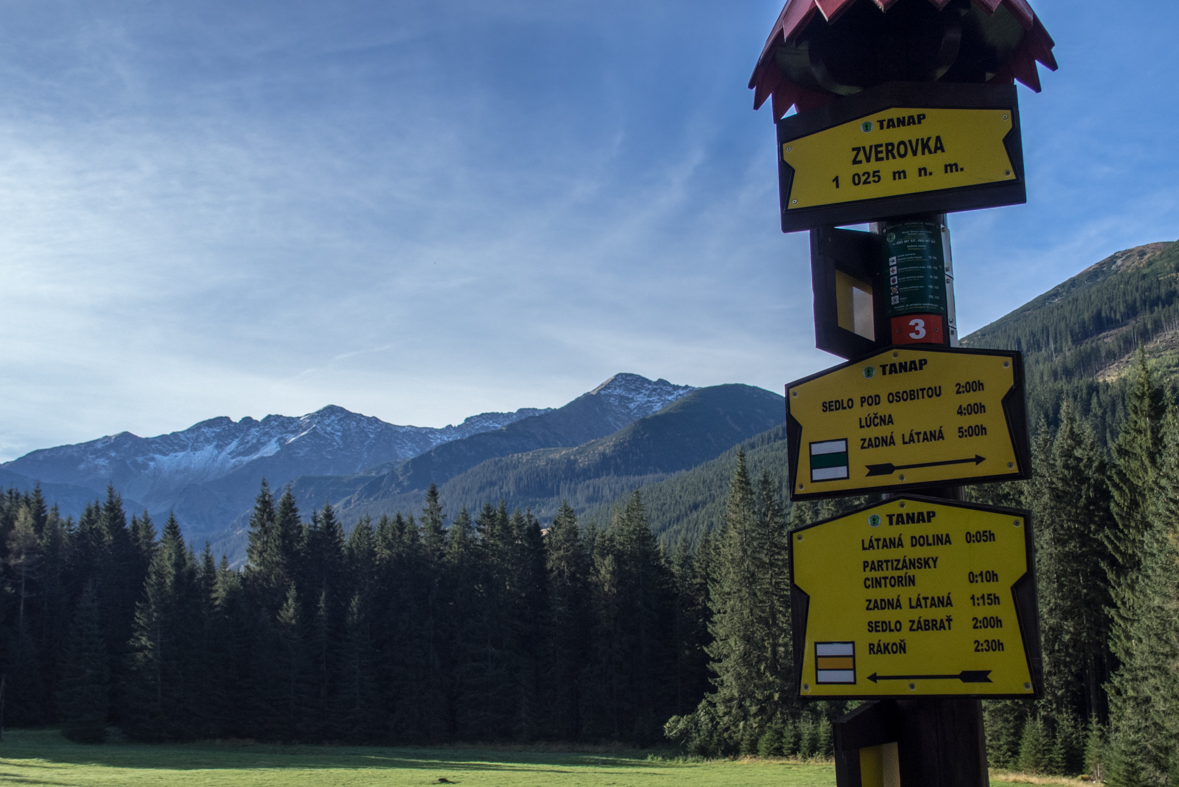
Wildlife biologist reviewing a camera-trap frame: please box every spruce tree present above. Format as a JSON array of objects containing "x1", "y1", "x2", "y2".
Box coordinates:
[
  {"x1": 206, "y1": 560, "x2": 252, "y2": 739},
  {"x1": 1104, "y1": 358, "x2": 1171, "y2": 783},
  {"x1": 693, "y1": 453, "x2": 794, "y2": 752},
  {"x1": 27, "y1": 484, "x2": 48, "y2": 535},
  {"x1": 1107, "y1": 351, "x2": 1167, "y2": 569},
  {"x1": 245, "y1": 480, "x2": 286, "y2": 611},
  {"x1": 334, "y1": 593, "x2": 378, "y2": 742},
  {"x1": 1035, "y1": 404, "x2": 1115, "y2": 723},
  {"x1": 514, "y1": 509, "x2": 548, "y2": 741},
  {"x1": 755, "y1": 470, "x2": 792, "y2": 713},
  {"x1": 443, "y1": 506, "x2": 480, "y2": 740},
  {"x1": 275, "y1": 487, "x2": 304, "y2": 588},
  {"x1": 70, "y1": 502, "x2": 107, "y2": 599},
  {"x1": 1016, "y1": 714, "x2": 1052, "y2": 774},
  {"x1": 1142, "y1": 410, "x2": 1179, "y2": 777},
  {"x1": 273, "y1": 585, "x2": 308, "y2": 741},
  {"x1": 35, "y1": 506, "x2": 72, "y2": 723},
  {"x1": 128, "y1": 511, "x2": 158, "y2": 594},
  {"x1": 544, "y1": 501, "x2": 590, "y2": 740},
  {"x1": 1106, "y1": 408, "x2": 1179, "y2": 783},
  {"x1": 587, "y1": 492, "x2": 673, "y2": 742},
  {"x1": 469, "y1": 501, "x2": 516, "y2": 739},
  {"x1": 346, "y1": 515, "x2": 377, "y2": 601},
  {"x1": 669, "y1": 536, "x2": 710, "y2": 717},
  {"x1": 98, "y1": 486, "x2": 139, "y2": 723},
  {"x1": 1083, "y1": 716, "x2": 1106, "y2": 782},
  {"x1": 983, "y1": 701, "x2": 1029, "y2": 770},
  {"x1": 415, "y1": 491, "x2": 448, "y2": 742},
  {"x1": 6, "y1": 504, "x2": 40, "y2": 629},
  {"x1": 58, "y1": 582, "x2": 110, "y2": 742},
  {"x1": 1105, "y1": 353, "x2": 1166, "y2": 623},
  {"x1": 373, "y1": 511, "x2": 424, "y2": 741},
  {"x1": 123, "y1": 514, "x2": 201, "y2": 741}
]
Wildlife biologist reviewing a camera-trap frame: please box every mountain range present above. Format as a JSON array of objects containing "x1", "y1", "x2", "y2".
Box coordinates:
[
  {"x1": 3, "y1": 400, "x2": 549, "y2": 540},
  {"x1": 3, "y1": 373, "x2": 728, "y2": 555}
]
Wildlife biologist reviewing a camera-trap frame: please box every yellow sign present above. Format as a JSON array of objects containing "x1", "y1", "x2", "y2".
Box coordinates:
[
  {"x1": 786, "y1": 346, "x2": 1028, "y2": 500},
  {"x1": 781, "y1": 106, "x2": 1016, "y2": 211},
  {"x1": 792, "y1": 496, "x2": 1041, "y2": 698}
]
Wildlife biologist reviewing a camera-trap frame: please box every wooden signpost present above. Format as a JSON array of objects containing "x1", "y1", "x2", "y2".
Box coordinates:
[{"x1": 749, "y1": 1, "x2": 1058, "y2": 784}]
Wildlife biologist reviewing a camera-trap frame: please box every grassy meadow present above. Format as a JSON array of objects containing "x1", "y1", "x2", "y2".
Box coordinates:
[{"x1": 0, "y1": 729, "x2": 1080, "y2": 787}]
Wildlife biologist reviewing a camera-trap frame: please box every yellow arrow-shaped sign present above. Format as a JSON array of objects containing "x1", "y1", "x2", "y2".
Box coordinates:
[
  {"x1": 772, "y1": 83, "x2": 1026, "y2": 232},
  {"x1": 791, "y1": 496, "x2": 1042, "y2": 699},
  {"x1": 786, "y1": 346, "x2": 1030, "y2": 500},
  {"x1": 782, "y1": 106, "x2": 1016, "y2": 210}
]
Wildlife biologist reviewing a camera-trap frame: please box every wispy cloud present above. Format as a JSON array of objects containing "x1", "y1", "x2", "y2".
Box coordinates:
[{"x1": 1, "y1": 0, "x2": 1177, "y2": 461}]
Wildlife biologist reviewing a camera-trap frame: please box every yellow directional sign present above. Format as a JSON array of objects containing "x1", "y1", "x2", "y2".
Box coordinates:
[
  {"x1": 786, "y1": 346, "x2": 1029, "y2": 500},
  {"x1": 774, "y1": 82, "x2": 1025, "y2": 232},
  {"x1": 782, "y1": 106, "x2": 1016, "y2": 209},
  {"x1": 791, "y1": 496, "x2": 1042, "y2": 699}
]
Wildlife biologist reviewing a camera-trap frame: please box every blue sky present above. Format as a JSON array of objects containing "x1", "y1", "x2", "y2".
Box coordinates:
[{"x1": 1, "y1": 0, "x2": 1176, "y2": 461}]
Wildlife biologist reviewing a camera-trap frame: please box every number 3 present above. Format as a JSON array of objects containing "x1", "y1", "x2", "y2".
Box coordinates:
[{"x1": 908, "y1": 318, "x2": 926, "y2": 340}]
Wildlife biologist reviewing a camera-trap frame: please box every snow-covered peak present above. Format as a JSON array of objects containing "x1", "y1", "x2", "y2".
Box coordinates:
[
  {"x1": 453, "y1": 408, "x2": 552, "y2": 432},
  {"x1": 589, "y1": 373, "x2": 695, "y2": 418}
]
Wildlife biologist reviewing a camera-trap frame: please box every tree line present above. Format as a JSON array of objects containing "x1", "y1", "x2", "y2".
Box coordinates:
[{"x1": 0, "y1": 456, "x2": 843, "y2": 752}]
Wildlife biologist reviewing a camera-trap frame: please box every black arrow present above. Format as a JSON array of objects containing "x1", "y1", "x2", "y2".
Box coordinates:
[
  {"x1": 865, "y1": 455, "x2": 985, "y2": 477},
  {"x1": 867, "y1": 670, "x2": 992, "y2": 684}
]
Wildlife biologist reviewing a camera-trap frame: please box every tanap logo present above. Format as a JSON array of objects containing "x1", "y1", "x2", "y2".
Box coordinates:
[
  {"x1": 868, "y1": 514, "x2": 881, "y2": 528},
  {"x1": 863, "y1": 366, "x2": 875, "y2": 379},
  {"x1": 861, "y1": 121, "x2": 873, "y2": 133}
]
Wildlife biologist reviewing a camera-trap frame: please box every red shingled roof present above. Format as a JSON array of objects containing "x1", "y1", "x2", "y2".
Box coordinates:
[{"x1": 750, "y1": 0, "x2": 1057, "y2": 118}]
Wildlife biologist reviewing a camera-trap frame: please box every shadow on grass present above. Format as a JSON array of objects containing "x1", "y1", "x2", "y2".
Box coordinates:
[{"x1": 1, "y1": 729, "x2": 668, "y2": 774}]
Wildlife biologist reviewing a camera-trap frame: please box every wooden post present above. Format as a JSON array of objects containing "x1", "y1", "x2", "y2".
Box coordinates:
[{"x1": 831, "y1": 216, "x2": 991, "y2": 787}]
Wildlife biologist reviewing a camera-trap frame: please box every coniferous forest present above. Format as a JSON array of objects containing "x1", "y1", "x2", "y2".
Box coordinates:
[
  {"x1": 4, "y1": 353, "x2": 1179, "y2": 784},
  {"x1": 0, "y1": 461, "x2": 825, "y2": 753}
]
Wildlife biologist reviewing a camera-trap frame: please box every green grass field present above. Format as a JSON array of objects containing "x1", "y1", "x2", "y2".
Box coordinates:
[{"x1": 0, "y1": 729, "x2": 1066, "y2": 786}]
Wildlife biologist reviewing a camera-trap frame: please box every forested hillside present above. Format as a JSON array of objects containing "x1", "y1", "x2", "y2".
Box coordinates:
[
  {"x1": 582, "y1": 424, "x2": 788, "y2": 543},
  {"x1": 333, "y1": 384, "x2": 784, "y2": 524},
  {"x1": 965, "y1": 240, "x2": 1179, "y2": 442},
  {"x1": 967, "y1": 241, "x2": 1179, "y2": 384}
]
